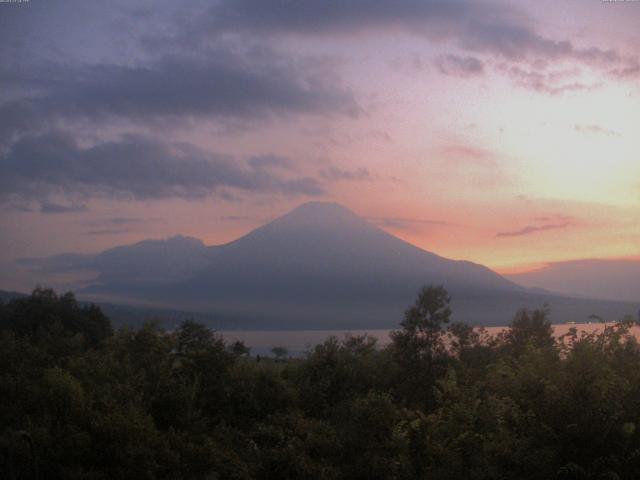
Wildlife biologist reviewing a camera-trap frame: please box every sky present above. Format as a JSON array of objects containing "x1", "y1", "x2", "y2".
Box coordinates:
[{"x1": 1, "y1": 0, "x2": 639, "y2": 293}]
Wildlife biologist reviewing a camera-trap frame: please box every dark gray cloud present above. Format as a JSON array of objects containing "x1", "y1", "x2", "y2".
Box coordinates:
[
  {"x1": 209, "y1": 0, "x2": 466, "y2": 34},
  {"x1": 0, "y1": 51, "x2": 359, "y2": 145},
  {"x1": 1, "y1": 0, "x2": 633, "y2": 150},
  {"x1": 207, "y1": 0, "x2": 632, "y2": 69},
  {"x1": 435, "y1": 55, "x2": 484, "y2": 78},
  {"x1": 0, "y1": 2, "x2": 359, "y2": 146},
  {"x1": 0, "y1": 132, "x2": 325, "y2": 203},
  {"x1": 39, "y1": 202, "x2": 87, "y2": 214},
  {"x1": 202, "y1": 0, "x2": 638, "y2": 95},
  {"x1": 496, "y1": 222, "x2": 572, "y2": 238},
  {"x1": 247, "y1": 155, "x2": 294, "y2": 171},
  {"x1": 456, "y1": 20, "x2": 620, "y2": 66}
]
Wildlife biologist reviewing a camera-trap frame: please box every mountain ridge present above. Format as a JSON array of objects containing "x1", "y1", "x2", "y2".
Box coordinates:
[{"x1": 16, "y1": 202, "x2": 640, "y2": 328}]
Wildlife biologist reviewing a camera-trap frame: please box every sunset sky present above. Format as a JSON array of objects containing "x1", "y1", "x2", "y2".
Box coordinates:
[{"x1": 1, "y1": 0, "x2": 639, "y2": 292}]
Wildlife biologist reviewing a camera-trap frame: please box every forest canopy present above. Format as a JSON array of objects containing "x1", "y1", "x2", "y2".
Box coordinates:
[{"x1": 2, "y1": 286, "x2": 640, "y2": 479}]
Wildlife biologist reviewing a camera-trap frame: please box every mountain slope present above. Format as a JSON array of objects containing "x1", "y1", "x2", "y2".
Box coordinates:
[
  {"x1": 506, "y1": 258, "x2": 640, "y2": 303},
  {"x1": 191, "y1": 201, "x2": 521, "y2": 295},
  {"x1": 19, "y1": 235, "x2": 213, "y2": 287},
  {"x1": 74, "y1": 202, "x2": 638, "y2": 328}
]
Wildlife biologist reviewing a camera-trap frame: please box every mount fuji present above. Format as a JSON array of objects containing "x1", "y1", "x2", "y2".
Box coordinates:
[{"x1": 20, "y1": 202, "x2": 639, "y2": 329}]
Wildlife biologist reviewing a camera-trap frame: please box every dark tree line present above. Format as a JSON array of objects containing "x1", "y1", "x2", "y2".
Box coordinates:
[{"x1": 1, "y1": 286, "x2": 640, "y2": 479}]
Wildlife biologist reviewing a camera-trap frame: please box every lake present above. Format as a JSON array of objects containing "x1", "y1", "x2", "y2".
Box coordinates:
[{"x1": 220, "y1": 322, "x2": 640, "y2": 356}]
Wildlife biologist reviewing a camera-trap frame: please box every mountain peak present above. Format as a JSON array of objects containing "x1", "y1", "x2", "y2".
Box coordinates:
[
  {"x1": 285, "y1": 201, "x2": 358, "y2": 218},
  {"x1": 273, "y1": 201, "x2": 367, "y2": 228}
]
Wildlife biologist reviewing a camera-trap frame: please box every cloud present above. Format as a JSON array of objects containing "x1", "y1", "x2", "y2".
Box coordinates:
[
  {"x1": 369, "y1": 216, "x2": 451, "y2": 232},
  {"x1": 435, "y1": 54, "x2": 484, "y2": 78},
  {"x1": 2, "y1": 0, "x2": 635, "y2": 151},
  {"x1": 103, "y1": 217, "x2": 142, "y2": 226},
  {"x1": 575, "y1": 124, "x2": 621, "y2": 137},
  {"x1": 207, "y1": 0, "x2": 478, "y2": 35},
  {"x1": 0, "y1": 49, "x2": 359, "y2": 145},
  {"x1": 0, "y1": 132, "x2": 326, "y2": 203},
  {"x1": 457, "y1": 20, "x2": 621, "y2": 67},
  {"x1": 247, "y1": 155, "x2": 294, "y2": 171},
  {"x1": 83, "y1": 229, "x2": 132, "y2": 236},
  {"x1": 439, "y1": 144, "x2": 495, "y2": 164},
  {"x1": 82, "y1": 216, "x2": 145, "y2": 228},
  {"x1": 39, "y1": 202, "x2": 87, "y2": 214},
  {"x1": 200, "y1": 0, "x2": 638, "y2": 96},
  {"x1": 533, "y1": 214, "x2": 573, "y2": 223},
  {"x1": 496, "y1": 64, "x2": 600, "y2": 95},
  {"x1": 79, "y1": 217, "x2": 146, "y2": 235},
  {"x1": 610, "y1": 60, "x2": 640, "y2": 78},
  {"x1": 496, "y1": 222, "x2": 572, "y2": 238},
  {"x1": 319, "y1": 167, "x2": 371, "y2": 182},
  {"x1": 207, "y1": 1, "x2": 635, "y2": 72}
]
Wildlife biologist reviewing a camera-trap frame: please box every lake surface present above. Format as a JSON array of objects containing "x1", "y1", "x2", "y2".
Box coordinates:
[{"x1": 220, "y1": 322, "x2": 640, "y2": 356}]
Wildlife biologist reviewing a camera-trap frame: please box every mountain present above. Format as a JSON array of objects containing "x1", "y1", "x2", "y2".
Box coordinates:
[
  {"x1": 18, "y1": 235, "x2": 212, "y2": 287},
  {"x1": 0, "y1": 289, "x2": 27, "y2": 303},
  {"x1": 506, "y1": 258, "x2": 640, "y2": 303},
  {"x1": 18, "y1": 202, "x2": 640, "y2": 329}
]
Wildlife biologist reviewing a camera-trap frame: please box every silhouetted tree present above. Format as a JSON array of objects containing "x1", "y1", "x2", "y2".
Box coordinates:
[
  {"x1": 390, "y1": 285, "x2": 452, "y2": 407},
  {"x1": 505, "y1": 306, "x2": 555, "y2": 354},
  {"x1": 271, "y1": 346, "x2": 288, "y2": 361},
  {"x1": 229, "y1": 340, "x2": 251, "y2": 357},
  {"x1": 2, "y1": 286, "x2": 640, "y2": 479}
]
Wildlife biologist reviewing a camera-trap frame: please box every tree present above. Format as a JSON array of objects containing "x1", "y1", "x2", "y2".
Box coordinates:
[
  {"x1": 390, "y1": 285, "x2": 452, "y2": 407},
  {"x1": 229, "y1": 340, "x2": 251, "y2": 357},
  {"x1": 271, "y1": 346, "x2": 288, "y2": 361},
  {"x1": 174, "y1": 320, "x2": 234, "y2": 418},
  {"x1": 0, "y1": 287, "x2": 112, "y2": 349},
  {"x1": 176, "y1": 319, "x2": 220, "y2": 356},
  {"x1": 391, "y1": 285, "x2": 452, "y2": 361},
  {"x1": 4, "y1": 284, "x2": 640, "y2": 478},
  {"x1": 401, "y1": 285, "x2": 452, "y2": 334},
  {"x1": 505, "y1": 307, "x2": 555, "y2": 354}
]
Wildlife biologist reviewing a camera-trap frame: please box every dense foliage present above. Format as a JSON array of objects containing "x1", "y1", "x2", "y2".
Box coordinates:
[{"x1": 2, "y1": 286, "x2": 640, "y2": 479}]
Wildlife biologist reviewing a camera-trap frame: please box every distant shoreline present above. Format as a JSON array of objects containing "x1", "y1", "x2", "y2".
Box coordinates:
[{"x1": 219, "y1": 322, "x2": 640, "y2": 355}]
